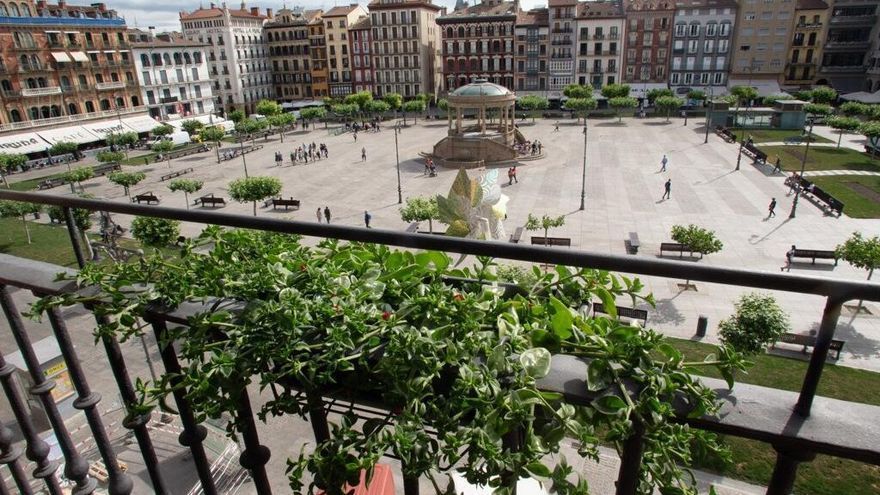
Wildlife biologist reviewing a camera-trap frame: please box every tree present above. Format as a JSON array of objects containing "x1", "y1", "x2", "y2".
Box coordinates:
[
  {"x1": 331, "y1": 103, "x2": 359, "y2": 120},
  {"x1": 402, "y1": 99, "x2": 426, "y2": 124},
  {"x1": 607, "y1": 96, "x2": 638, "y2": 123},
  {"x1": 840, "y1": 101, "x2": 868, "y2": 118},
  {"x1": 670, "y1": 224, "x2": 723, "y2": 288},
  {"x1": 106, "y1": 131, "x2": 138, "y2": 159},
  {"x1": 180, "y1": 119, "x2": 205, "y2": 137},
  {"x1": 300, "y1": 107, "x2": 326, "y2": 129},
  {"x1": 518, "y1": 95, "x2": 549, "y2": 123},
  {"x1": 399, "y1": 197, "x2": 440, "y2": 233},
  {"x1": 646, "y1": 88, "x2": 674, "y2": 104},
  {"x1": 152, "y1": 124, "x2": 174, "y2": 138},
  {"x1": 437, "y1": 98, "x2": 449, "y2": 114},
  {"x1": 0, "y1": 153, "x2": 27, "y2": 187},
  {"x1": 47, "y1": 197, "x2": 95, "y2": 259},
  {"x1": 201, "y1": 126, "x2": 226, "y2": 163},
  {"x1": 236, "y1": 118, "x2": 266, "y2": 146},
  {"x1": 563, "y1": 97, "x2": 597, "y2": 123},
  {"x1": 96, "y1": 150, "x2": 125, "y2": 165},
  {"x1": 563, "y1": 84, "x2": 592, "y2": 99},
  {"x1": 687, "y1": 90, "x2": 707, "y2": 104},
  {"x1": 655, "y1": 95, "x2": 684, "y2": 122},
  {"x1": 364, "y1": 100, "x2": 389, "y2": 119},
  {"x1": 730, "y1": 86, "x2": 758, "y2": 108},
  {"x1": 168, "y1": 178, "x2": 204, "y2": 209},
  {"x1": 344, "y1": 91, "x2": 373, "y2": 116},
  {"x1": 228, "y1": 176, "x2": 282, "y2": 216},
  {"x1": 383, "y1": 92, "x2": 403, "y2": 122},
  {"x1": 62, "y1": 166, "x2": 94, "y2": 194},
  {"x1": 151, "y1": 140, "x2": 175, "y2": 168},
  {"x1": 836, "y1": 232, "x2": 880, "y2": 281},
  {"x1": 826, "y1": 116, "x2": 862, "y2": 148},
  {"x1": 228, "y1": 110, "x2": 245, "y2": 124},
  {"x1": 810, "y1": 86, "x2": 838, "y2": 104},
  {"x1": 49, "y1": 141, "x2": 79, "y2": 171},
  {"x1": 269, "y1": 112, "x2": 296, "y2": 142},
  {"x1": 131, "y1": 217, "x2": 181, "y2": 248},
  {"x1": 0, "y1": 200, "x2": 42, "y2": 244},
  {"x1": 859, "y1": 121, "x2": 880, "y2": 158},
  {"x1": 793, "y1": 89, "x2": 813, "y2": 102},
  {"x1": 108, "y1": 171, "x2": 146, "y2": 201},
  {"x1": 804, "y1": 103, "x2": 833, "y2": 118},
  {"x1": 524, "y1": 213, "x2": 565, "y2": 247},
  {"x1": 760, "y1": 94, "x2": 795, "y2": 106},
  {"x1": 600, "y1": 83, "x2": 631, "y2": 99},
  {"x1": 256, "y1": 99, "x2": 283, "y2": 138},
  {"x1": 719, "y1": 293, "x2": 790, "y2": 356}
]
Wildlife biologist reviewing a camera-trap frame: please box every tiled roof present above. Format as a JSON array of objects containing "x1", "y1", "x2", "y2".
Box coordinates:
[
  {"x1": 367, "y1": 0, "x2": 443, "y2": 12},
  {"x1": 516, "y1": 8, "x2": 548, "y2": 26},
  {"x1": 179, "y1": 7, "x2": 266, "y2": 21},
  {"x1": 324, "y1": 4, "x2": 361, "y2": 17},
  {"x1": 440, "y1": 0, "x2": 516, "y2": 19},
  {"x1": 673, "y1": 0, "x2": 737, "y2": 9},
  {"x1": 349, "y1": 17, "x2": 372, "y2": 30},
  {"x1": 576, "y1": 0, "x2": 624, "y2": 18},
  {"x1": 796, "y1": 0, "x2": 829, "y2": 10}
]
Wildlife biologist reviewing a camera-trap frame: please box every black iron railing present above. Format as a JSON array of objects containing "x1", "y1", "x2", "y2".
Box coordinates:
[{"x1": 0, "y1": 190, "x2": 877, "y2": 495}]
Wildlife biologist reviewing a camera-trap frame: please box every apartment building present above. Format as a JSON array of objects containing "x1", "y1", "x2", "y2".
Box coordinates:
[
  {"x1": 349, "y1": 17, "x2": 375, "y2": 94},
  {"x1": 818, "y1": 0, "x2": 880, "y2": 92},
  {"x1": 129, "y1": 30, "x2": 214, "y2": 121},
  {"x1": 438, "y1": 0, "x2": 516, "y2": 92},
  {"x1": 783, "y1": 0, "x2": 829, "y2": 90},
  {"x1": 369, "y1": 0, "x2": 443, "y2": 98},
  {"x1": 729, "y1": 0, "x2": 797, "y2": 94},
  {"x1": 179, "y1": 3, "x2": 272, "y2": 115},
  {"x1": 308, "y1": 14, "x2": 329, "y2": 98},
  {"x1": 322, "y1": 4, "x2": 368, "y2": 97},
  {"x1": 265, "y1": 8, "x2": 314, "y2": 101},
  {"x1": 547, "y1": 0, "x2": 577, "y2": 97},
  {"x1": 574, "y1": 0, "x2": 624, "y2": 89},
  {"x1": 622, "y1": 0, "x2": 674, "y2": 93},
  {"x1": 0, "y1": 1, "x2": 141, "y2": 126},
  {"x1": 514, "y1": 7, "x2": 549, "y2": 95},
  {"x1": 670, "y1": 0, "x2": 736, "y2": 96}
]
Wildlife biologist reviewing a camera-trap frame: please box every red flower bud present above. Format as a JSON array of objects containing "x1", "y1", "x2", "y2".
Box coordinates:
[{"x1": 382, "y1": 310, "x2": 392, "y2": 320}]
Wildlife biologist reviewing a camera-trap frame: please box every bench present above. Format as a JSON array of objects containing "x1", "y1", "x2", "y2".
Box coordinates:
[
  {"x1": 37, "y1": 177, "x2": 67, "y2": 190},
  {"x1": 406, "y1": 222, "x2": 419, "y2": 233},
  {"x1": 787, "y1": 247, "x2": 838, "y2": 267},
  {"x1": 509, "y1": 226, "x2": 524, "y2": 244},
  {"x1": 659, "y1": 242, "x2": 702, "y2": 258},
  {"x1": 715, "y1": 126, "x2": 736, "y2": 143},
  {"x1": 92, "y1": 162, "x2": 121, "y2": 177},
  {"x1": 160, "y1": 167, "x2": 194, "y2": 181},
  {"x1": 132, "y1": 192, "x2": 159, "y2": 205},
  {"x1": 772, "y1": 332, "x2": 845, "y2": 360},
  {"x1": 164, "y1": 145, "x2": 211, "y2": 161},
  {"x1": 783, "y1": 136, "x2": 804, "y2": 145},
  {"x1": 627, "y1": 232, "x2": 640, "y2": 254},
  {"x1": 592, "y1": 301, "x2": 649, "y2": 328},
  {"x1": 271, "y1": 197, "x2": 300, "y2": 210},
  {"x1": 742, "y1": 143, "x2": 768, "y2": 164},
  {"x1": 195, "y1": 194, "x2": 226, "y2": 208},
  {"x1": 531, "y1": 236, "x2": 572, "y2": 247},
  {"x1": 785, "y1": 176, "x2": 845, "y2": 217}
]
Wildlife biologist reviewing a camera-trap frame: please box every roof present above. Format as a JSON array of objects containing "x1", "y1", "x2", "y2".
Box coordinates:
[
  {"x1": 517, "y1": 8, "x2": 548, "y2": 26},
  {"x1": 576, "y1": 0, "x2": 624, "y2": 18},
  {"x1": 131, "y1": 36, "x2": 209, "y2": 49},
  {"x1": 450, "y1": 80, "x2": 512, "y2": 97},
  {"x1": 548, "y1": 0, "x2": 578, "y2": 6},
  {"x1": 349, "y1": 17, "x2": 372, "y2": 30},
  {"x1": 673, "y1": 0, "x2": 737, "y2": 9},
  {"x1": 438, "y1": 0, "x2": 516, "y2": 20},
  {"x1": 179, "y1": 7, "x2": 266, "y2": 21},
  {"x1": 796, "y1": 0, "x2": 829, "y2": 10},
  {"x1": 623, "y1": 0, "x2": 676, "y2": 11},
  {"x1": 324, "y1": 4, "x2": 361, "y2": 17},
  {"x1": 367, "y1": 0, "x2": 443, "y2": 12}
]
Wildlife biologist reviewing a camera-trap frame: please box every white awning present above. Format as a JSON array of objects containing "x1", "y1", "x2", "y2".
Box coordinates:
[
  {"x1": 86, "y1": 50, "x2": 100, "y2": 54},
  {"x1": 36, "y1": 126, "x2": 101, "y2": 145},
  {"x1": 80, "y1": 120, "x2": 130, "y2": 140},
  {"x1": 118, "y1": 50, "x2": 129, "y2": 53},
  {"x1": 120, "y1": 114, "x2": 162, "y2": 133},
  {"x1": 728, "y1": 79, "x2": 782, "y2": 96},
  {"x1": 103, "y1": 50, "x2": 116, "y2": 54},
  {"x1": 43, "y1": 30, "x2": 61, "y2": 34},
  {"x1": 50, "y1": 52, "x2": 71, "y2": 63},
  {"x1": 0, "y1": 131, "x2": 52, "y2": 154},
  {"x1": 841, "y1": 90, "x2": 880, "y2": 104},
  {"x1": 70, "y1": 52, "x2": 89, "y2": 62},
  {"x1": 63, "y1": 31, "x2": 80, "y2": 34}
]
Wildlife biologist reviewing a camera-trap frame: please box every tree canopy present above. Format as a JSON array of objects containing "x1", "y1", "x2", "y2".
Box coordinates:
[
  {"x1": 228, "y1": 110, "x2": 245, "y2": 123},
  {"x1": 836, "y1": 232, "x2": 880, "y2": 279},
  {"x1": 228, "y1": 176, "x2": 282, "y2": 216},
  {"x1": 826, "y1": 116, "x2": 862, "y2": 148},
  {"x1": 131, "y1": 217, "x2": 181, "y2": 248},
  {"x1": 383, "y1": 93, "x2": 403, "y2": 111},
  {"x1": 809, "y1": 86, "x2": 838, "y2": 104},
  {"x1": 671, "y1": 224, "x2": 723, "y2": 255},
  {"x1": 108, "y1": 171, "x2": 146, "y2": 200},
  {"x1": 400, "y1": 197, "x2": 440, "y2": 233},
  {"x1": 719, "y1": 293, "x2": 790, "y2": 356},
  {"x1": 563, "y1": 97, "x2": 597, "y2": 123},
  {"x1": 180, "y1": 120, "x2": 205, "y2": 136},
  {"x1": 607, "y1": 96, "x2": 638, "y2": 122},
  {"x1": 256, "y1": 99, "x2": 282, "y2": 117},
  {"x1": 600, "y1": 83, "x2": 631, "y2": 99},
  {"x1": 729, "y1": 86, "x2": 758, "y2": 106},
  {"x1": 152, "y1": 124, "x2": 174, "y2": 137},
  {"x1": 654, "y1": 95, "x2": 684, "y2": 121},
  {"x1": 563, "y1": 84, "x2": 592, "y2": 99}
]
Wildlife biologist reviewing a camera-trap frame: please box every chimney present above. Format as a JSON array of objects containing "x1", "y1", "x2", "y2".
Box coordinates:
[
  {"x1": 251, "y1": 6, "x2": 258, "y2": 15},
  {"x1": 266, "y1": 7, "x2": 272, "y2": 18}
]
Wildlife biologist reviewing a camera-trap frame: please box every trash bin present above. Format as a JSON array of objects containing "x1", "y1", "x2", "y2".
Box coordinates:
[{"x1": 696, "y1": 315, "x2": 708, "y2": 337}]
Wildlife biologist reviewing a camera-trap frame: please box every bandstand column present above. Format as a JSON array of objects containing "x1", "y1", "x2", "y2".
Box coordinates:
[
  {"x1": 480, "y1": 105, "x2": 486, "y2": 134},
  {"x1": 448, "y1": 105, "x2": 453, "y2": 133},
  {"x1": 456, "y1": 107, "x2": 462, "y2": 133}
]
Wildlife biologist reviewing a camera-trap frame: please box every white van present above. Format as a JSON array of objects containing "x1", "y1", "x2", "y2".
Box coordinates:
[{"x1": 150, "y1": 130, "x2": 191, "y2": 147}]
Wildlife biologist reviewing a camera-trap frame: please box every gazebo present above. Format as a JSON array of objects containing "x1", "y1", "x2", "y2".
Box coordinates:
[{"x1": 430, "y1": 80, "x2": 528, "y2": 168}]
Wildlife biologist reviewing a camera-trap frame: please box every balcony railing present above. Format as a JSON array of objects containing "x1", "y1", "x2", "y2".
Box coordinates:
[
  {"x1": 0, "y1": 105, "x2": 149, "y2": 132},
  {"x1": 796, "y1": 22, "x2": 823, "y2": 29},
  {"x1": 829, "y1": 14, "x2": 876, "y2": 25},
  {"x1": 821, "y1": 64, "x2": 866, "y2": 72},
  {"x1": 21, "y1": 86, "x2": 62, "y2": 96},
  {"x1": 95, "y1": 81, "x2": 126, "y2": 91},
  {"x1": 0, "y1": 191, "x2": 875, "y2": 495}
]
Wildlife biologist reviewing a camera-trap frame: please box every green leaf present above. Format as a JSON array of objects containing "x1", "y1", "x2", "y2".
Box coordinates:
[
  {"x1": 585, "y1": 360, "x2": 608, "y2": 392},
  {"x1": 520, "y1": 347, "x2": 552, "y2": 379},
  {"x1": 593, "y1": 395, "x2": 628, "y2": 415},
  {"x1": 595, "y1": 288, "x2": 617, "y2": 319},
  {"x1": 525, "y1": 462, "x2": 552, "y2": 478},
  {"x1": 549, "y1": 296, "x2": 573, "y2": 339}
]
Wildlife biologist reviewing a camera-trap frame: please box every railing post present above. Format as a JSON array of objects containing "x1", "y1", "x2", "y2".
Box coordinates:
[
  {"x1": 43, "y1": 303, "x2": 132, "y2": 495},
  {"x1": 795, "y1": 297, "x2": 843, "y2": 417},
  {"x1": 767, "y1": 445, "x2": 815, "y2": 495},
  {"x1": 235, "y1": 390, "x2": 273, "y2": 494},
  {"x1": 306, "y1": 390, "x2": 331, "y2": 443},
  {"x1": 0, "y1": 285, "x2": 94, "y2": 495},
  {"x1": 63, "y1": 207, "x2": 86, "y2": 269},
  {"x1": 615, "y1": 419, "x2": 645, "y2": 495},
  {"x1": 146, "y1": 317, "x2": 218, "y2": 495},
  {"x1": 0, "y1": 422, "x2": 34, "y2": 495}
]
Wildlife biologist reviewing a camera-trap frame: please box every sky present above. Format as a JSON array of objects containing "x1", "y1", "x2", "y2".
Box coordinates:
[{"x1": 117, "y1": 0, "x2": 544, "y2": 33}]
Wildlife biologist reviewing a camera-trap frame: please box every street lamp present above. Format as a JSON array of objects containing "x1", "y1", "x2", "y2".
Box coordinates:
[
  {"x1": 789, "y1": 118, "x2": 814, "y2": 219},
  {"x1": 703, "y1": 87, "x2": 714, "y2": 144},
  {"x1": 237, "y1": 131, "x2": 249, "y2": 177},
  {"x1": 394, "y1": 123, "x2": 402, "y2": 204},
  {"x1": 579, "y1": 120, "x2": 587, "y2": 211}
]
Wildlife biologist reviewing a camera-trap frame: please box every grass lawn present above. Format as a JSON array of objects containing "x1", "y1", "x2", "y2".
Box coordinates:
[
  {"x1": 733, "y1": 128, "x2": 832, "y2": 144},
  {"x1": 670, "y1": 338, "x2": 880, "y2": 495},
  {"x1": 0, "y1": 217, "x2": 80, "y2": 266},
  {"x1": 810, "y1": 175, "x2": 880, "y2": 219},
  {"x1": 760, "y1": 145, "x2": 880, "y2": 173}
]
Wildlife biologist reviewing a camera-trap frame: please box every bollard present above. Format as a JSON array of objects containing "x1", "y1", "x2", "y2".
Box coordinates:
[{"x1": 696, "y1": 315, "x2": 708, "y2": 337}]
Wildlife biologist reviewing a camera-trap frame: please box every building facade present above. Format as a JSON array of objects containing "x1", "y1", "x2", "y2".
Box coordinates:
[
  {"x1": 308, "y1": 14, "x2": 329, "y2": 98},
  {"x1": 818, "y1": 0, "x2": 880, "y2": 92},
  {"x1": 0, "y1": 1, "x2": 141, "y2": 127},
  {"x1": 322, "y1": 4, "x2": 368, "y2": 97},
  {"x1": 670, "y1": 0, "x2": 736, "y2": 96},
  {"x1": 514, "y1": 7, "x2": 549, "y2": 95},
  {"x1": 783, "y1": 0, "x2": 829, "y2": 90},
  {"x1": 368, "y1": 0, "x2": 443, "y2": 98},
  {"x1": 547, "y1": 0, "x2": 577, "y2": 96},
  {"x1": 574, "y1": 0, "x2": 624, "y2": 89},
  {"x1": 129, "y1": 30, "x2": 214, "y2": 121},
  {"x1": 265, "y1": 8, "x2": 314, "y2": 101},
  {"x1": 438, "y1": 0, "x2": 516, "y2": 92},
  {"x1": 349, "y1": 17, "x2": 374, "y2": 94},
  {"x1": 622, "y1": 0, "x2": 674, "y2": 91},
  {"x1": 729, "y1": 0, "x2": 797, "y2": 94},
  {"x1": 179, "y1": 3, "x2": 272, "y2": 115}
]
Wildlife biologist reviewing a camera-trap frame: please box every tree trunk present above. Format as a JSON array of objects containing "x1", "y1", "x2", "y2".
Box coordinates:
[
  {"x1": 1, "y1": 172, "x2": 7, "y2": 188},
  {"x1": 69, "y1": 182, "x2": 77, "y2": 194},
  {"x1": 184, "y1": 191, "x2": 190, "y2": 210},
  {"x1": 428, "y1": 218, "x2": 433, "y2": 233},
  {"x1": 81, "y1": 230, "x2": 94, "y2": 261},
  {"x1": 544, "y1": 227, "x2": 549, "y2": 247},
  {"x1": 837, "y1": 131, "x2": 842, "y2": 149},
  {"x1": 252, "y1": 201, "x2": 257, "y2": 217},
  {"x1": 125, "y1": 187, "x2": 130, "y2": 201},
  {"x1": 215, "y1": 144, "x2": 221, "y2": 163},
  {"x1": 279, "y1": 127, "x2": 284, "y2": 143},
  {"x1": 21, "y1": 215, "x2": 31, "y2": 244}
]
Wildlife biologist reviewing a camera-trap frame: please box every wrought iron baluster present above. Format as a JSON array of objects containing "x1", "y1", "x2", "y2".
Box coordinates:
[
  {"x1": 0, "y1": 422, "x2": 33, "y2": 495},
  {"x1": 235, "y1": 388, "x2": 272, "y2": 494},
  {"x1": 796, "y1": 297, "x2": 844, "y2": 417}
]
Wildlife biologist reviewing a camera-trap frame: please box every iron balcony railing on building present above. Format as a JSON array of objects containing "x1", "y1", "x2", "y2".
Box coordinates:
[
  {"x1": 829, "y1": 14, "x2": 877, "y2": 25},
  {"x1": 95, "y1": 81, "x2": 126, "y2": 91},
  {"x1": 21, "y1": 86, "x2": 63, "y2": 97},
  {"x1": 824, "y1": 40, "x2": 871, "y2": 50},
  {"x1": 0, "y1": 105, "x2": 148, "y2": 132},
  {"x1": 796, "y1": 22, "x2": 823, "y2": 29},
  {"x1": 0, "y1": 191, "x2": 876, "y2": 495}
]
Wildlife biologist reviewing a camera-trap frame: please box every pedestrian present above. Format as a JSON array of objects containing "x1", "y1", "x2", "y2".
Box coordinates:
[
  {"x1": 316, "y1": 208, "x2": 322, "y2": 223},
  {"x1": 275, "y1": 151, "x2": 282, "y2": 166},
  {"x1": 364, "y1": 210, "x2": 371, "y2": 228},
  {"x1": 290, "y1": 151, "x2": 295, "y2": 164},
  {"x1": 362, "y1": 147, "x2": 366, "y2": 162},
  {"x1": 662, "y1": 179, "x2": 671, "y2": 199},
  {"x1": 508, "y1": 166, "x2": 518, "y2": 185},
  {"x1": 768, "y1": 197, "x2": 777, "y2": 218},
  {"x1": 353, "y1": 132, "x2": 358, "y2": 142},
  {"x1": 783, "y1": 245, "x2": 796, "y2": 271},
  {"x1": 660, "y1": 154, "x2": 668, "y2": 172},
  {"x1": 424, "y1": 159, "x2": 431, "y2": 175},
  {"x1": 324, "y1": 206, "x2": 331, "y2": 224},
  {"x1": 773, "y1": 156, "x2": 782, "y2": 173},
  {"x1": 554, "y1": 122, "x2": 559, "y2": 132}
]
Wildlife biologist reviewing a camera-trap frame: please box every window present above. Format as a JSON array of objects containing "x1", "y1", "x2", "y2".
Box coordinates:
[
  {"x1": 688, "y1": 24, "x2": 699, "y2": 37},
  {"x1": 675, "y1": 24, "x2": 686, "y2": 37},
  {"x1": 719, "y1": 23, "x2": 730, "y2": 36},
  {"x1": 687, "y1": 40, "x2": 698, "y2": 53},
  {"x1": 744, "y1": 13, "x2": 755, "y2": 21},
  {"x1": 706, "y1": 24, "x2": 716, "y2": 37},
  {"x1": 704, "y1": 40, "x2": 714, "y2": 53},
  {"x1": 700, "y1": 73, "x2": 709, "y2": 84}
]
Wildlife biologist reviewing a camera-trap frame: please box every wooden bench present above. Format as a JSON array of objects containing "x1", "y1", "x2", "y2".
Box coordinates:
[
  {"x1": 592, "y1": 301, "x2": 649, "y2": 328},
  {"x1": 742, "y1": 143, "x2": 768, "y2": 164},
  {"x1": 627, "y1": 232, "x2": 640, "y2": 254},
  {"x1": 659, "y1": 242, "x2": 702, "y2": 258},
  {"x1": 788, "y1": 248, "x2": 838, "y2": 266},
  {"x1": 37, "y1": 178, "x2": 67, "y2": 190},
  {"x1": 271, "y1": 197, "x2": 300, "y2": 210},
  {"x1": 405, "y1": 222, "x2": 419, "y2": 233},
  {"x1": 132, "y1": 192, "x2": 159, "y2": 205},
  {"x1": 509, "y1": 226, "x2": 524, "y2": 244},
  {"x1": 92, "y1": 162, "x2": 121, "y2": 177},
  {"x1": 166, "y1": 144, "x2": 211, "y2": 161},
  {"x1": 715, "y1": 126, "x2": 736, "y2": 143},
  {"x1": 530, "y1": 236, "x2": 572, "y2": 247},
  {"x1": 785, "y1": 176, "x2": 845, "y2": 217},
  {"x1": 160, "y1": 167, "x2": 194, "y2": 182},
  {"x1": 772, "y1": 332, "x2": 845, "y2": 360},
  {"x1": 783, "y1": 136, "x2": 804, "y2": 145},
  {"x1": 195, "y1": 194, "x2": 226, "y2": 208}
]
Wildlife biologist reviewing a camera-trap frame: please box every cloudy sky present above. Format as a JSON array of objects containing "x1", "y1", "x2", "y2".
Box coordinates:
[{"x1": 115, "y1": 0, "x2": 545, "y2": 33}]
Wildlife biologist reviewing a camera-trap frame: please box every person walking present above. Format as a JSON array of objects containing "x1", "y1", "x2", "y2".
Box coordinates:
[
  {"x1": 275, "y1": 151, "x2": 282, "y2": 166},
  {"x1": 554, "y1": 122, "x2": 560, "y2": 132},
  {"x1": 660, "y1": 154, "x2": 668, "y2": 172},
  {"x1": 773, "y1": 156, "x2": 782, "y2": 173},
  {"x1": 316, "y1": 208, "x2": 322, "y2": 223},
  {"x1": 767, "y1": 197, "x2": 777, "y2": 218},
  {"x1": 324, "y1": 206, "x2": 331, "y2": 224},
  {"x1": 508, "y1": 166, "x2": 518, "y2": 185},
  {"x1": 662, "y1": 179, "x2": 671, "y2": 199},
  {"x1": 364, "y1": 210, "x2": 372, "y2": 228},
  {"x1": 362, "y1": 147, "x2": 367, "y2": 162},
  {"x1": 353, "y1": 132, "x2": 358, "y2": 142}
]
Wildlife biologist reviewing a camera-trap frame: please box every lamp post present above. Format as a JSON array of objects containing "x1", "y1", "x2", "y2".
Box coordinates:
[
  {"x1": 394, "y1": 123, "x2": 402, "y2": 204},
  {"x1": 789, "y1": 118, "x2": 814, "y2": 219},
  {"x1": 579, "y1": 120, "x2": 587, "y2": 211},
  {"x1": 238, "y1": 132, "x2": 249, "y2": 177},
  {"x1": 703, "y1": 87, "x2": 714, "y2": 144}
]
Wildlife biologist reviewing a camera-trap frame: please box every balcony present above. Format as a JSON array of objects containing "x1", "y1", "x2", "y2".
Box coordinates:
[
  {"x1": 21, "y1": 86, "x2": 62, "y2": 97},
  {"x1": 593, "y1": 34, "x2": 605, "y2": 40},
  {"x1": 0, "y1": 191, "x2": 876, "y2": 495},
  {"x1": 829, "y1": 14, "x2": 876, "y2": 25},
  {"x1": 551, "y1": 28, "x2": 572, "y2": 34},
  {"x1": 824, "y1": 40, "x2": 871, "y2": 50},
  {"x1": 0, "y1": 105, "x2": 149, "y2": 132},
  {"x1": 796, "y1": 22, "x2": 823, "y2": 29},
  {"x1": 95, "y1": 81, "x2": 126, "y2": 91},
  {"x1": 1, "y1": 89, "x2": 20, "y2": 98},
  {"x1": 18, "y1": 64, "x2": 50, "y2": 73},
  {"x1": 821, "y1": 64, "x2": 866, "y2": 72}
]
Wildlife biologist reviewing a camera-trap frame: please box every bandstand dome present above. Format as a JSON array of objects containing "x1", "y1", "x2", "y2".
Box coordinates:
[{"x1": 450, "y1": 80, "x2": 512, "y2": 98}]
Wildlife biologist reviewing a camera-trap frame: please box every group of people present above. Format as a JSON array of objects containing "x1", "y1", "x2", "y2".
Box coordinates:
[
  {"x1": 288, "y1": 142, "x2": 329, "y2": 164},
  {"x1": 423, "y1": 158, "x2": 437, "y2": 177},
  {"x1": 515, "y1": 140, "x2": 543, "y2": 157},
  {"x1": 316, "y1": 206, "x2": 332, "y2": 223},
  {"x1": 345, "y1": 119, "x2": 381, "y2": 134}
]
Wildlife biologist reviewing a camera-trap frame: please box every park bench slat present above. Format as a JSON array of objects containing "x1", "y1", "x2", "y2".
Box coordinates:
[{"x1": 530, "y1": 236, "x2": 571, "y2": 247}]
